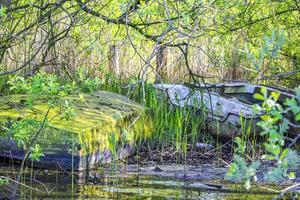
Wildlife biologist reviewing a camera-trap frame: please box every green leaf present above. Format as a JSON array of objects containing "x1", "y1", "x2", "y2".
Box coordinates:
[
  {"x1": 0, "y1": 6, "x2": 7, "y2": 17},
  {"x1": 29, "y1": 144, "x2": 45, "y2": 161},
  {"x1": 254, "y1": 93, "x2": 264, "y2": 101},
  {"x1": 296, "y1": 113, "x2": 300, "y2": 121},
  {"x1": 235, "y1": 137, "x2": 242, "y2": 144},
  {"x1": 279, "y1": 148, "x2": 289, "y2": 160},
  {"x1": 260, "y1": 115, "x2": 271, "y2": 122},
  {"x1": 260, "y1": 87, "x2": 267, "y2": 97},
  {"x1": 271, "y1": 92, "x2": 280, "y2": 102},
  {"x1": 285, "y1": 98, "x2": 299, "y2": 114},
  {"x1": 288, "y1": 171, "x2": 296, "y2": 180},
  {"x1": 0, "y1": 178, "x2": 9, "y2": 185}
]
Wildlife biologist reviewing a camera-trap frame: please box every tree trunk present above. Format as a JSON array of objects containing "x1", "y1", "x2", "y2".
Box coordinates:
[
  {"x1": 108, "y1": 44, "x2": 120, "y2": 77},
  {"x1": 155, "y1": 45, "x2": 168, "y2": 83}
]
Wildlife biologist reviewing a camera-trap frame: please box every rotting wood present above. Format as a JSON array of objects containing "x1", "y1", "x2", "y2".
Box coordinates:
[
  {"x1": 155, "y1": 83, "x2": 300, "y2": 138},
  {"x1": 0, "y1": 90, "x2": 153, "y2": 170}
]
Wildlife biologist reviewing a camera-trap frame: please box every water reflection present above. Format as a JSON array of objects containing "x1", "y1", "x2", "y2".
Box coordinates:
[{"x1": 0, "y1": 166, "x2": 278, "y2": 200}]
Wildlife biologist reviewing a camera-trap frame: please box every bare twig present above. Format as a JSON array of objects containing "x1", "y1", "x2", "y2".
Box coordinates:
[{"x1": 10, "y1": 106, "x2": 52, "y2": 199}]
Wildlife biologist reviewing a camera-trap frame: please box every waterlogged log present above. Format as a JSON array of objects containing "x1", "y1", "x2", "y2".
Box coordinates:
[{"x1": 0, "y1": 91, "x2": 153, "y2": 170}]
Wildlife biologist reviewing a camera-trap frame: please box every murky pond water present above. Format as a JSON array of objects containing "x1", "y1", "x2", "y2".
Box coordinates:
[
  {"x1": 1, "y1": 177, "x2": 279, "y2": 199},
  {"x1": 0, "y1": 165, "x2": 285, "y2": 200}
]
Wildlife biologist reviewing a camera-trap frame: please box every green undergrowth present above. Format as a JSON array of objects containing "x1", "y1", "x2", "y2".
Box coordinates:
[
  {"x1": 0, "y1": 72, "x2": 209, "y2": 162},
  {"x1": 97, "y1": 79, "x2": 210, "y2": 160},
  {"x1": 226, "y1": 87, "x2": 300, "y2": 189},
  {"x1": 0, "y1": 73, "x2": 149, "y2": 158},
  {"x1": 0, "y1": 91, "x2": 154, "y2": 155}
]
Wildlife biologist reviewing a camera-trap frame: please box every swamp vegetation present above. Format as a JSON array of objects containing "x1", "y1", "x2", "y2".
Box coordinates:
[{"x1": 0, "y1": 0, "x2": 300, "y2": 199}]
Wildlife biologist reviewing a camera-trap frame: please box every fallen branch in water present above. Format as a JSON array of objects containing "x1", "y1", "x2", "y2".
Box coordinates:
[
  {"x1": 272, "y1": 183, "x2": 300, "y2": 200},
  {"x1": 0, "y1": 176, "x2": 47, "y2": 194}
]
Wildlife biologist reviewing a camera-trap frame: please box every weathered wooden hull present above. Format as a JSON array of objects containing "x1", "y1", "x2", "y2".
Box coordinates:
[
  {"x1": 155, "y1": 83, "x2": 299, "y2": 138},
  {"x1": 0, "y1": 139, "x2": 132, "y2": 170},
  {"x1": 0, "y1": 90, "x2": 146, "y2": 170}
]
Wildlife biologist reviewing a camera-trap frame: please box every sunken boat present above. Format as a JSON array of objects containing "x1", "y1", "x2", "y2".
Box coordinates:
[
  {"x1": 154, "y1": 82, "x2": 299, "y2": 138},
  {"x1": 0, "y1": 91, "x2": 152, "y2": 170}
]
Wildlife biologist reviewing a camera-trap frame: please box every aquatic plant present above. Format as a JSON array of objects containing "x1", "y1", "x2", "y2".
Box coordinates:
[
  {"x1": 226, "y1": 137, "x2": 261, "y2": 190},
  {"x1": 226, "y1": 86, "x2": 300, "y2": 188},
  {"x1": 125, "y1": 83, "x2": 207, "y2": 161}
]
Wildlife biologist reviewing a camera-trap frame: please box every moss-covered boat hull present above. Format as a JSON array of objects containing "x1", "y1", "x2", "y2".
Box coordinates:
[{"x1": 0, "y1": 91, "x2": 151, "y2": 170}]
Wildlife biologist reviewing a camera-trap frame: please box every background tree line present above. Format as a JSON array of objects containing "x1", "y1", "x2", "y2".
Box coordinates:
[{"x1": 0, "y1": 0, "x2": 299, "y2": 88}]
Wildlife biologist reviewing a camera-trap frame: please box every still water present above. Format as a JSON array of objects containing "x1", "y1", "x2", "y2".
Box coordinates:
[{"x1": 0, "y1": 166, "x2": 281, "y2": 200}]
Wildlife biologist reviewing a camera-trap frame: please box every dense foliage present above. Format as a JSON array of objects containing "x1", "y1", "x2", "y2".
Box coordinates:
[
  {"x1": 0, "y1": 0, "x2": 299, "y2": 86},
  {"x1": 226, "y1": 87, "x2": 300, "y2": 189},
  {"x1": 0, "y1": 0, "x2": 300, "y2": 195}
]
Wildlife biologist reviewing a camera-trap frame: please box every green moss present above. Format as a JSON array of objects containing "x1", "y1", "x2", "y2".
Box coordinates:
[{"x1": 0, "y1": 91, "x2": 153, "y2": 154}]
